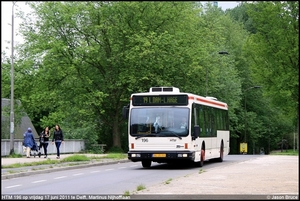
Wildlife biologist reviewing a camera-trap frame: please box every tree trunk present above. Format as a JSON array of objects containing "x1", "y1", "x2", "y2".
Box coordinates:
[{"x1": 112, "y1": 118, "x2": 121, "y2": 148}]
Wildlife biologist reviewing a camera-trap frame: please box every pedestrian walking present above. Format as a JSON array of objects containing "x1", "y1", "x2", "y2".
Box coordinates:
[
  {"x1": 23, "y1": 127, "x2": 36, "y2": 158},
  {"x1": 52, "y1": 124, "x2": 64, "y2": 159},
  {"x1": 39, "y1": 126, "x2": 50, "y2": 158}
]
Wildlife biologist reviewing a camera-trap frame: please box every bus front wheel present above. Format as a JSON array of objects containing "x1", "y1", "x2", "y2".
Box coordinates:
[
  {"x1": 142, "y1": 160, "x2": 151, "y2": 168},
  {"x1": 195, "y1": 150, "x2": 205, "y2": 167}
]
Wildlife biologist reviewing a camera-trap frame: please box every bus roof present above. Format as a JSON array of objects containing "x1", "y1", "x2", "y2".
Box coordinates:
[{"x1": 130, "y1": 87, "x2": 228, "y2": 110}]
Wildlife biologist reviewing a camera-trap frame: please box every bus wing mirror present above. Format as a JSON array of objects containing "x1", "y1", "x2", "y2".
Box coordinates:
[
  {"x1": 193, "y1": 125, "x2": 200, "y2": 140},
  {"x1": 122, "y1": 105, "x2": 129, "y2": 119}
]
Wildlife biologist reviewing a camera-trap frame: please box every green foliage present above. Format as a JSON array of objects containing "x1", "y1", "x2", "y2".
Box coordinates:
[
  {"x1": 244, "y1": 1, "x2": 298, "y2": 121},
  {"x1": 1, "y1": 1, "x2": 297, "y2": 154},
  {"x1": 1, "y1": 153, "x2": 126, "y2": 169},
  {"x1": 5, "y1": 153, "x2": 23, "y2": 158},
  {"x1": 2, "y1": 158, "x2": 60, "y2": 168},
  {"x1": 103, "y1": 153, "x2": 127, "y2": 159},
  {"x1": 226, "y1": 2, "x2": 298, "y2": 153},
  {"x1": 60, "y1": 154, "x2": 90, "y2": 162},
  {"x1": 136, "y1": 184, "x2": 146, "y2": 191},
  {"x1": 107, "y1": 146, "x2": 124, "y2": 153},
  {"x1": 199, "y1": 168, "x2": 204, "y2": 174},
  {"x1": 165, "y1": 178, "x2": 172, "y2": 184},
  {"x1": 270, "y1": 150, "x2": 299, "y2": 156},
  {"x1": 123, "y1": 191, "x2": 130, "y2": 196},
  {"x1": 1, "y1": 100, "x2": 27, "y2": 139},
  {"x1": 1, "y1": 56, "x2": 11, "y2": 98},
  {"x1": 13, "y1": 1, "x2": 211, "y2": 148}
]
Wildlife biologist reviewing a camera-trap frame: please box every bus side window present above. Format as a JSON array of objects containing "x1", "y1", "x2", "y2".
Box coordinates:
[{"x1": 199, "y1": 105, "x2": 205, "y2": 137}]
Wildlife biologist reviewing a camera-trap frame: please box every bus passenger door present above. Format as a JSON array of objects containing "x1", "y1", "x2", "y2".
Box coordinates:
[
  {"x1": 193, "y1": 105, "x2": 204, "y2": 162},
  {"x1": 204, "y1": 106, "x2": 213, "y2": 158}
]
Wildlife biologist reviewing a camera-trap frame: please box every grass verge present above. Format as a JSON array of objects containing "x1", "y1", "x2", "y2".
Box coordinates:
[
  {"x1": 1, "y1": 153, "x2": 127, "y2": 169},
  {"x1": 269, "y1": 149, "x2": 298, "y2": 156}
]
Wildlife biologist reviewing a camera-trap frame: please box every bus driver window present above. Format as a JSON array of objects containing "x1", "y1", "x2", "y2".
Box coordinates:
[{"x1": 180, "y1": 117, "x2": 187, "y2": 129}]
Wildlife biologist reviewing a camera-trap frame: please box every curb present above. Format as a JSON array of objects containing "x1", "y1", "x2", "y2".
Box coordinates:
[{"x1": 2, "y1": 159, "x2": 130, "y2": 180}]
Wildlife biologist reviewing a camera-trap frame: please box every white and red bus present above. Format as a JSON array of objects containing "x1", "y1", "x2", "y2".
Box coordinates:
[{"x1": 123, "y1": 87, "x2": 230, "y2": 168}]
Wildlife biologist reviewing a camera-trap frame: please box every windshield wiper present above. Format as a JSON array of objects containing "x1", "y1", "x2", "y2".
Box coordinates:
[
  {"x1": 169, "y1": 132, "x2": 182, "y2": 140},
  {"x1": 135, "y1": 134, "x2": 156, "y2": 140},
  {"x1": 159, "y1": 132, "x2": 182, "y2": 140}
]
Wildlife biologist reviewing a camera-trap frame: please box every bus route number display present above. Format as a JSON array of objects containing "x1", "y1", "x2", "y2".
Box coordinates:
[{"x1": 132, "y1": 95, "x2": 188, "y2": 106}]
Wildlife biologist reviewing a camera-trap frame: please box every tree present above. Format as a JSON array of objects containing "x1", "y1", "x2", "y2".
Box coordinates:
[
  {"x1": 243, "y1": 1, "x2": 299, "y2": 150},
  {"x1": 15, "y1": 2, "x2": 206, "y2": 149}
]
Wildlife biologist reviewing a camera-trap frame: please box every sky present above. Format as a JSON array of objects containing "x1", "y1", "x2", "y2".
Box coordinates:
[
  {"x1": 1, "y1": 1, "x2": 240, "y2": 55},
  {"x1": 1, "y1": 1, "x2": 29, "y2": 54},
  {"x1": 216, "y1": 1, "x2": 241, "y2": 10}
]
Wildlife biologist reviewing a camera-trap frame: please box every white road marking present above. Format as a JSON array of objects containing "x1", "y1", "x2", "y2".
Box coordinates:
[
  {"x1": 54, "y1": 176, "x2": 67, "y2": 179},
  {"x1": 73, "y1": 173, "x2": 84, "y2": 176},
  {"x1": 32, "y1": 180, "x2": 46, "y2": 183},
  {"x1": 90, "y1": 171, "x2": 100, "y2": 173},
  {"x1": 6, "y1": 185, "x2": 21, "y2": 188}
]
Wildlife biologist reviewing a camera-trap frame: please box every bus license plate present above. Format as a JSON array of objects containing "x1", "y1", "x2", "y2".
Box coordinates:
[{"x1": 153, "y1": 153, "x2": 166, "y2": 157}]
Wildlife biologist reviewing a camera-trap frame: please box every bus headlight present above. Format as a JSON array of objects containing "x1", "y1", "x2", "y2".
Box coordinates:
[
  {"x1": 131, "y1": 154, "x2": 141, "y2": 157},
  {"x1": 177, "y1": 154, "x2": 188, "y2": 157}
]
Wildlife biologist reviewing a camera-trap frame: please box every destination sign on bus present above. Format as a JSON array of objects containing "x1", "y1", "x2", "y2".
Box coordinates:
[{"x1": 132, "y1": 95, "x2": 188, "y2": 106}]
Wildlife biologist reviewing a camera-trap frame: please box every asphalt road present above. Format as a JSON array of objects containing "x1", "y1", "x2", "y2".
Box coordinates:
[
  {"x1": 1, "y1": 159, "x2": 223, "y2": 194},
  {"x1": 2, "y1": 154, "x2": 298, "y2": 200}
]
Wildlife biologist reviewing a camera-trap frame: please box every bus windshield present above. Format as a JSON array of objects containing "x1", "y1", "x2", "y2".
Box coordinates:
[{"x1": 130, "y1": 107, "x2": 189, "y2": 138}]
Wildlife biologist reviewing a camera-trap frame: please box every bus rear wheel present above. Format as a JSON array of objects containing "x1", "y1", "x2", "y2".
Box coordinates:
[
  {"x1": 142, "y1": 160, "x2": 151, "y2": 168},
  {"x1": 217, "y1": 144, "x2": 224, "y2": 162},
  {"x1": 200, "y1": 149, "x2": 205, "y2": 167}
]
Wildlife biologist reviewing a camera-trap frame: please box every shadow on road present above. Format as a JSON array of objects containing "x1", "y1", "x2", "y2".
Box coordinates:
[{"x1": 133, "y1": 159, "x2": 222, "y2": 170}]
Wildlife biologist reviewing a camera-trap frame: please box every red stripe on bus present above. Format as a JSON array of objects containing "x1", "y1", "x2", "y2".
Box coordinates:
[
  {"x1": 188, "y1": 96, "x2": 227, "y2": 108},
  {"x1": 196, "y1": 97, "x2": 227, "y2": 108}
]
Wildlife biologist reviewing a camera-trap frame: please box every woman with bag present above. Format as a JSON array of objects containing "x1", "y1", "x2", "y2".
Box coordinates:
[
  {"x1": 39, "y1": 126, "x2": 50, "y2": 158},
  {"x1": 52, "y1": 124, "x2": 64, "y2": 159}
]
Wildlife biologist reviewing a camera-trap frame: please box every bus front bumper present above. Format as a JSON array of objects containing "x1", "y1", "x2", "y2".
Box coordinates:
[{"x1": 128, "y1": 151, "x2": 195, "y2": 163}]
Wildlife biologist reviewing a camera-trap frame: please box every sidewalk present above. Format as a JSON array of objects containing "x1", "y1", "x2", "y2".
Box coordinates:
[
  {"x1": 1, "y1": 153, "x2": 129, "y2": 180},
  {"x1": 1, "y1": 153, "x2": 107, "y2": 166},
  {"x1": 133, "y1": 155, "x2": 299, "y2": 196}
]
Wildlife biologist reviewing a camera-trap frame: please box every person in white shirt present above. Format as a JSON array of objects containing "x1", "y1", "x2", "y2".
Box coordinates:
[
  {"x1": 153, "y1": 116, "x2": 161, "y2": 133},
  {"x1": 180, "y1": 117, "x2": 187, "y2": 129}
]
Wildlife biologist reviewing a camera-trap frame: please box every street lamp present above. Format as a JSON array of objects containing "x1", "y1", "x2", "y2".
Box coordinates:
[
  {"x1": 244, "y1": 86, "x2": 261, "y2": 154},
  {"x1": 219, "y1": 51, "x2": 229, "y2": 55},
  {"x1": 206, "y1": 51, "x2": 229, "y2": 96},
  {"x1": 10, "y1": 1, "x2": 16, "y2": 155}
]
